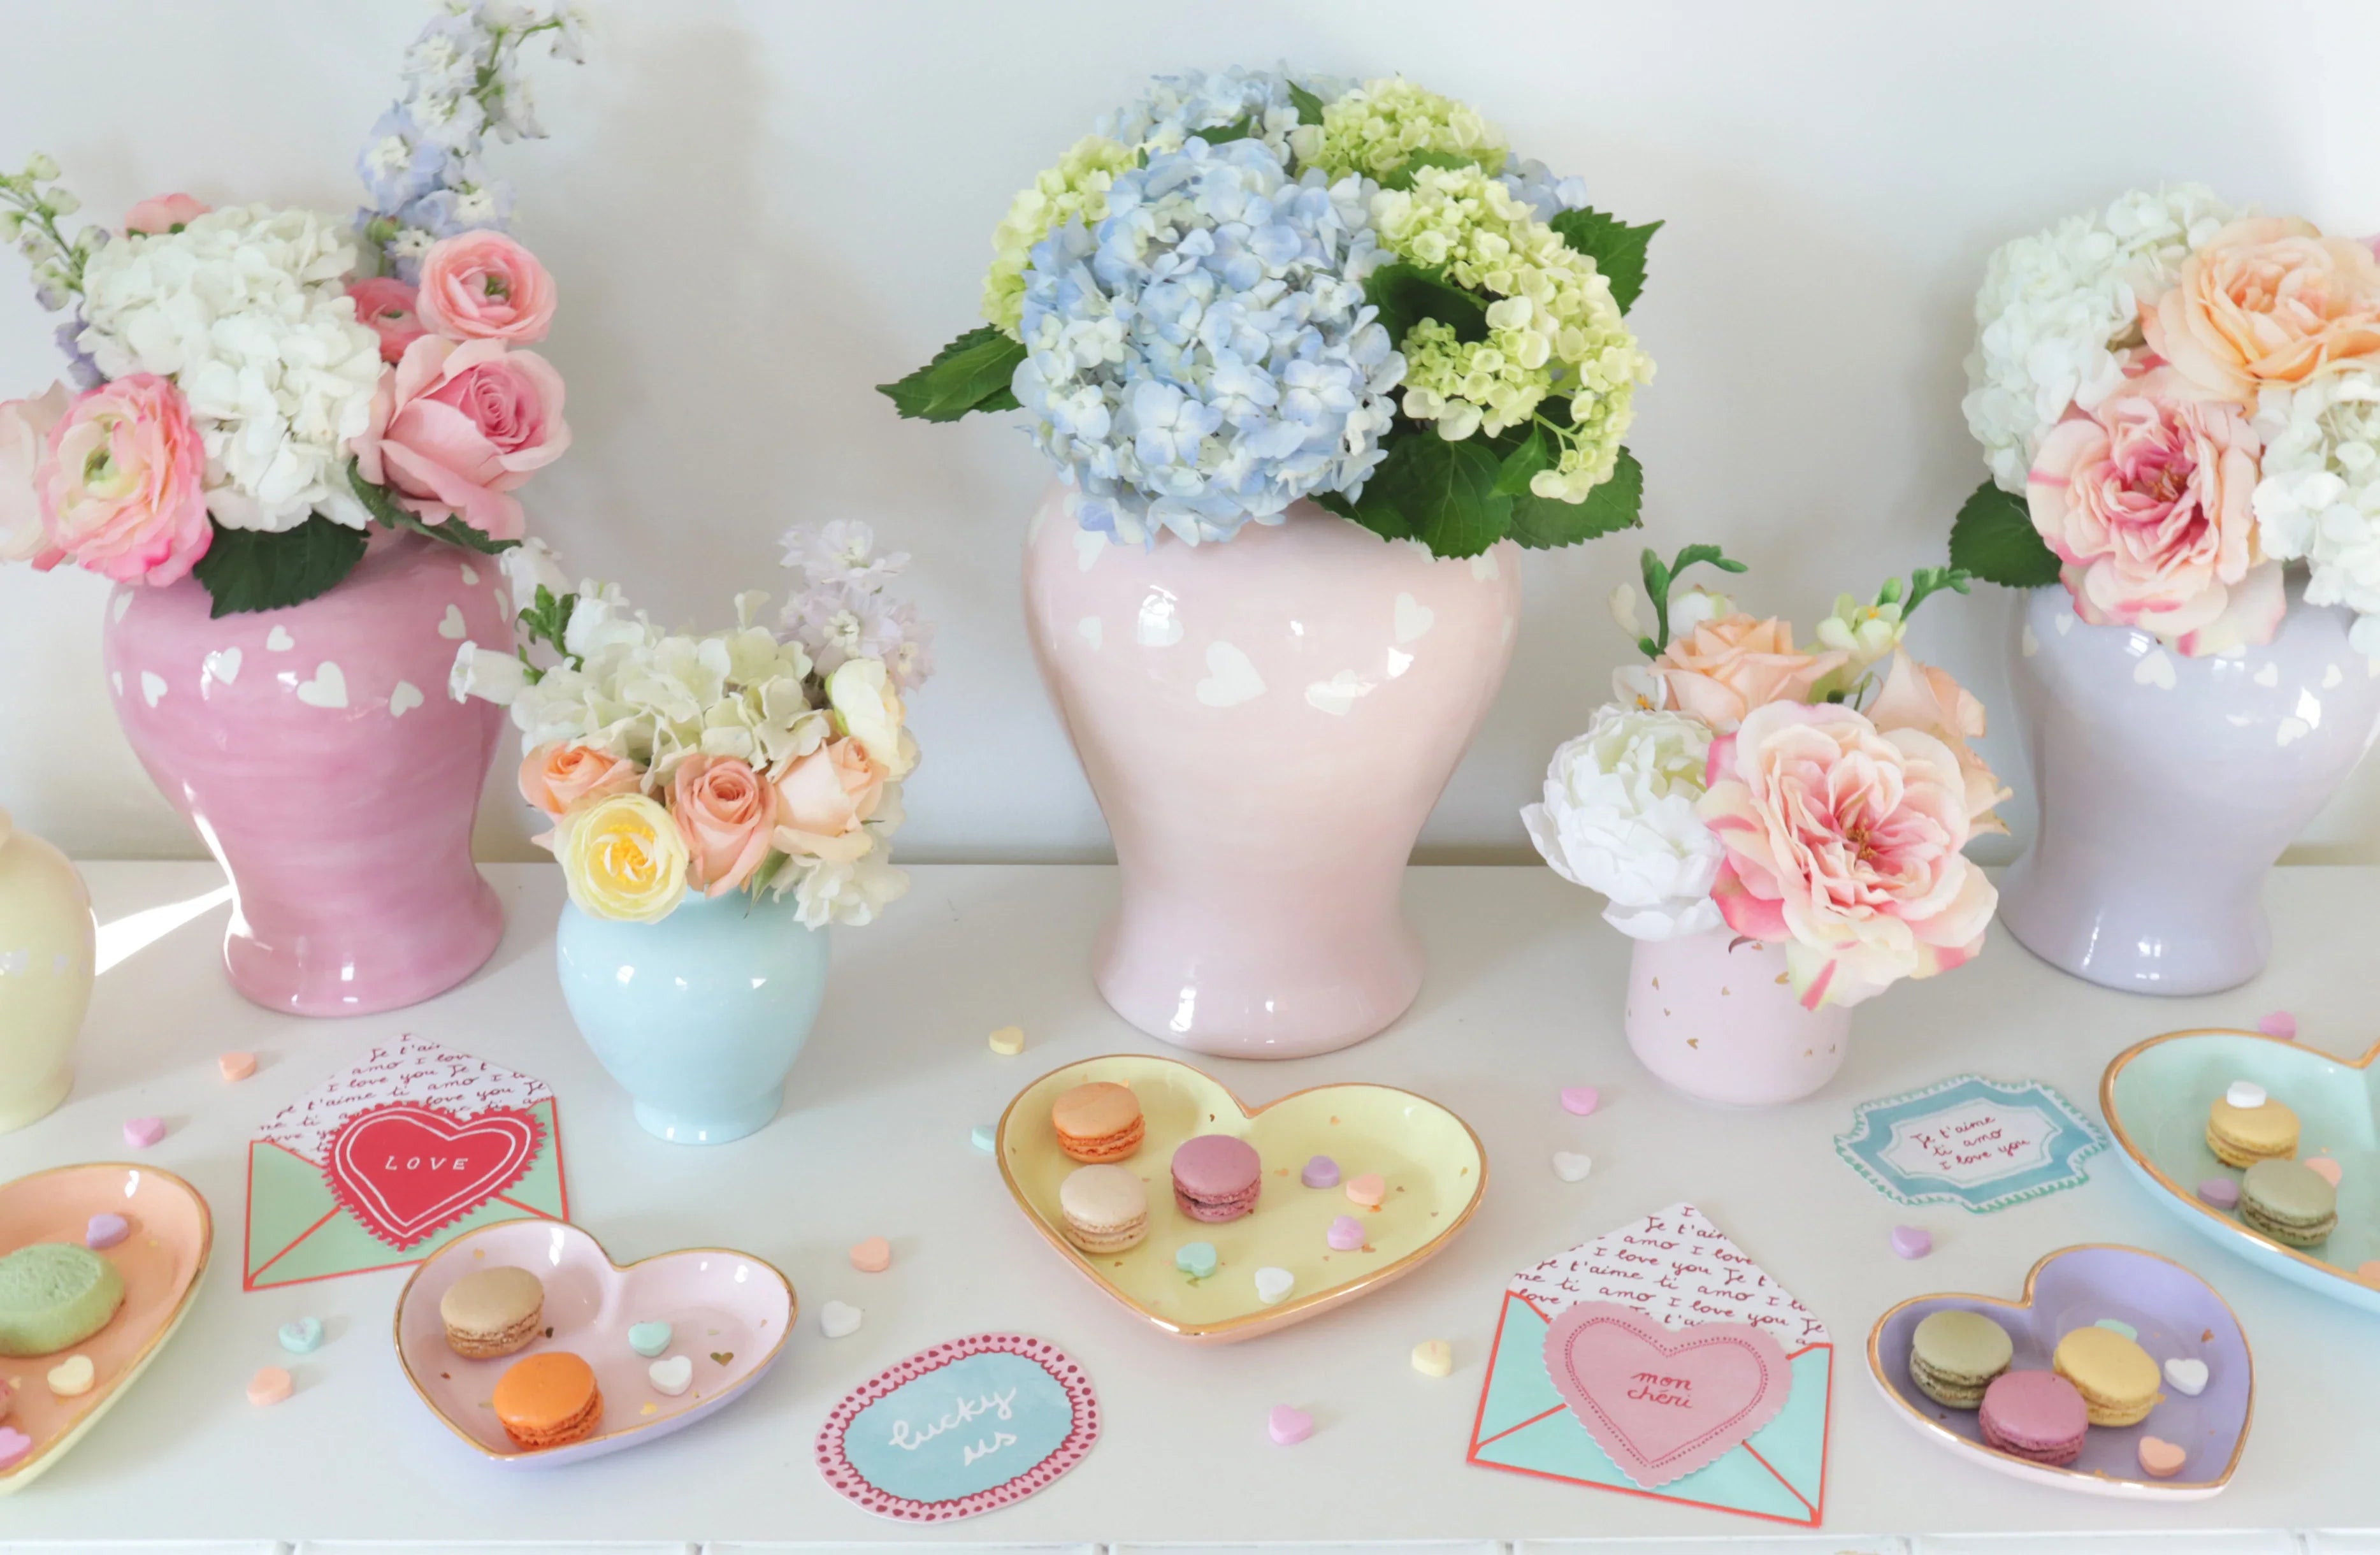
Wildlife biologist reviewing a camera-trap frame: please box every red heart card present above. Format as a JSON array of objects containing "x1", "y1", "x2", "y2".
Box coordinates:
[
  {"x1": 1541, "y1": 1301, "x2": 1794, "y2": 1488},
  {"x1": 324, "y1": 1103, "x2": 545, "y2": 1250}
]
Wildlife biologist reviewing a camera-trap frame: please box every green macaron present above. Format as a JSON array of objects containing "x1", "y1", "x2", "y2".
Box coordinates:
[
  {"x1": 0, "y1": 1242, "x2": 126, "y2": 1357},
  {"x1": 1908, "y1": 1308, "x2": 2014, "y2": 1409},
  {"x1": 2238, "y1": 1158, "x2": 2337, "y2": 1247}
]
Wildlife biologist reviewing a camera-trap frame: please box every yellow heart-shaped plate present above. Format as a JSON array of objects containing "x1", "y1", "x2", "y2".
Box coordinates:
[{"x1": 996, "y1": 1055, "x2": 1487, "y2": 1342}]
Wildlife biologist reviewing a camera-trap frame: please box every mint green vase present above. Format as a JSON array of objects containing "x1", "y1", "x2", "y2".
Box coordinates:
[{"x1": 556, "y1": 889, "x2": 830, "y2": 1144}]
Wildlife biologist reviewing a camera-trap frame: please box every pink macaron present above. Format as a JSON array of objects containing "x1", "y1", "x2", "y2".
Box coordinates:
[
  {"x1": 1978, "y1": 1369, "x2": 2088, "y2": 1467},
  {"x1": 1171, "y1": 1134, "x2": 1262, "y2": 1223}
]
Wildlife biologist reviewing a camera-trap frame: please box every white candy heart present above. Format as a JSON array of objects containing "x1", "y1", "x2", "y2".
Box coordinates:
[
  {"x1": 46, "y1": 1354, "x2": 94, "y2": 1396},
  {"x1": 2164, "y1": 1357, "x2": 2209, "y2": 1396},
  {"x1": 437, "y1": 604, "x2": 468, "y2": 640},
  {"x1": 140, "y1": 670, "x2": 167, "y2": 708},
  {"x1": 1076, "y1": 616, "x2": 1103, "y2": 650},
  {"x1": 1136, "y1": 595, "x2": 1183, "y2": 647},
  {"x1": 819, "y1": 1299, "x2": 863, "y2": 1339},
  {"x1": 1254, "y1": 1266, "x2": 1295, "y2": 1305},
  {"x1": 1195, "y1": 642, "x2": 1265, "y2": 708},
  {"x1": 1073, "y1": 527, "x2": 1106, "y2": 572},
  {"x1": 294, "y1": 662, "x2": 348, "y2": 709},
  {"x1": 388, "y1": 680, "x2": 424, "y2": 718},
  {"x1": 1394, "y1": 591, "x2": 1435, "y2": 644},
  {"x1": 2225, "y1": 1080, "x2": 2267, "y2": 1109},
  {"x1": 1304, "y1": 670, "x2": 1369, "y2": 716},
  {"x1": 264, "y1": 626, "x2": 295, "y2": 652},
  {"x1": 647, "y1": 1355, "x2": 693, "y2": 1396},
  {"x1": 203, "y1": 647, "x2": 242, "y2": 686},
  {"x1": 1552, "y1": 1151, "x2": 1594, "y2": 1183},
  {"x1": 2133, "y1": 649, "x2": 2177, "y2": 691}
]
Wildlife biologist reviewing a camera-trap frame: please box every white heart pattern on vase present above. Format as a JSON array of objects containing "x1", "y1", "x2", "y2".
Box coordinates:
[
  {"x1": 1195, "y1": 642, "x2": 1266, "y2": 708},
  {"x1": 294, "y1": 663, "x2": 349, "y2": 709}
]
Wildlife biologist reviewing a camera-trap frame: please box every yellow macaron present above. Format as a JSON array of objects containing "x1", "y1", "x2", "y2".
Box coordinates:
[
  {"x1": 2206, "y1": 1087, "x2": 2298, "y2": 1168},
  {"x1": 2051, "y1": 1326, "x2": 2162, "y2": 1427}
]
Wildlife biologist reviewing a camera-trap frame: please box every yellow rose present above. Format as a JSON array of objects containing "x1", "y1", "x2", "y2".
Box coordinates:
[{"x1": 559, "y1": 793, "x2": 689, "y2": 923}]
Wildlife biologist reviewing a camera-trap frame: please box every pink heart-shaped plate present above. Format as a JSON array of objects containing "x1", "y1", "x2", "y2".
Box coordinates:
[{"x1": 394, "y1": 1219, "x2": 794, "y2": 1467}]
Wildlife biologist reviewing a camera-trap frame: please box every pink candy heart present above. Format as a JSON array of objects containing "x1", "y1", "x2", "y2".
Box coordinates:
[
  {"x1": 0, "y1": 1426, "x2": 30, "y2": 1470},
  {"x1": 1267, "y1": 1404, "x2": 1314, "y2": 1445},
  {"x1": 1560, "y1": 1085, "x2": 1601, "y2": 1117},
  {"x1": 85, "y1": 1214, "x2": 129, "y2": 1250},
  {"x1": 1891, "y1": 1226, "x2": 1933, "y2": 1259},
  {"x1": 2256, "y1": 1011, "x2": 2297, "y2": 1040},
  {"x1": 122, "y1": 1117, "x2": 166, "y2": 1149}
]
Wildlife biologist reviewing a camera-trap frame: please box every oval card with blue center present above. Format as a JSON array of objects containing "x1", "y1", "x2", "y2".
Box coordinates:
[{"x1": 816, "y1": 1334, "x2": 1099, "y2": 1521}]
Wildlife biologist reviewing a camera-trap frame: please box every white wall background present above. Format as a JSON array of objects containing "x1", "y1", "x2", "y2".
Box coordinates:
[{"x1": 3, "y1": 0, "x2": 2378, "y2": 864}]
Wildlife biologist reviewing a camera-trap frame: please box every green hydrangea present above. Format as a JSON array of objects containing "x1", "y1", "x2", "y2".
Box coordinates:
[
  {"x1": 980, "y1": 134, "x2": 1137, "y2": 339},
  {"x1": 1313, "y1": 78, "x2": 1504, "y2": 181},
  {"x1": 1373, "y1": 166, "x2": 1652, "y2": 501}
]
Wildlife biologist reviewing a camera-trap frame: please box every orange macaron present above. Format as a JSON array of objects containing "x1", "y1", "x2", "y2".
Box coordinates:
[
  {"x1": 493, "y1": 1351, "x2": 603, "y2": 1450},
  {"x1": 1052, "y1": 1081, "x2": 1144, "y2": 1163}
]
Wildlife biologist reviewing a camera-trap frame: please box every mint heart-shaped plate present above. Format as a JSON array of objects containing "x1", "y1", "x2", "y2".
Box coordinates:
[
  {"x1": 1867, "y1": 1244, "x2": 2251, "y2": 1500},
  {"x1": 2102, "y1": 1027, "x2": 2379, "y2": 1315}
]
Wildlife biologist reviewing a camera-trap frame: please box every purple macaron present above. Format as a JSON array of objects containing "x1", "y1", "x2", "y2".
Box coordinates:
[
  {"x1": 1977, "y1": 1370, "x2": 2088, "y2": 1466},
  {"x1": 1171, "y1": 1134, "x2": 1262, "y2": 1223}
]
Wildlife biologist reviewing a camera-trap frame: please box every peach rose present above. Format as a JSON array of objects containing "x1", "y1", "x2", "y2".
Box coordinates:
[
  {"x1": 1866, "y1": 651, "x2": 2012, "y2": 837},
  {"x1": 33, "y1": 374, "x2": 210, "y2": 586},
  {"x1": 1699, "y1": 700, "x2": 1996, "y2": 1010},
  {"x1": 415, "y1": 231, "x2": 556, "y2": 344},
  {"x1": 771, "y1": 737, "x2": 886, "y2": 863},
  {"x1": 123, "y1": 193, "x2": 207, "y2": 235},
  {"x1": 519, "y1": 742, "x2": 643, "y2": 816},
  {"x1": 0, "y1": 382, "x2": 69, "y2": 563},
  {"x1": 670, "y1": 754, "x2": 778, "y2": 897},
  {"x1": 352, "y1": 335, "x2": 569, "y2": 541},
  {"x1": 348, "y1": 276, "x2": 428, "y2": 364},
  {"x1": 1654, "y1": 614, "x2": 1847, "y2": 732},
  {"x1": 2144, "y1": 217, "x2": 2380, "y2": 400},
  {"x1": 2026, "y1": 364, "x2": 2281, "y2": 656}
]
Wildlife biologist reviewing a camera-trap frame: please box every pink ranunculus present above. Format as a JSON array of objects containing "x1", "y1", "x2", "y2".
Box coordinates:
[
  {"x1": 1697, "y1": 700, "x2": 1998, "y2": 1011},
  {"x1": 519, "y1": 742, "x2": 644, "y2": 817},
  {"x1": 2144, "y1": 216, "x2": 2380, "y2": 400},
  {"x1": 2025, "y1": 364, "x2": 2279, "y2": 656},
  {"x1": 1865, "y1": 651, "x2": 2012, "y2": 837},
  {"x1": 33, "y1": 374, "x2": 210, "y2": 586},
  {"x1": 1653, "y1": 613, "x2": 1848, "y2": 733},
  {"x1": 770, "y1": 737, "x2": 886, "y2": 864},
  {"x1": 348, "y1": 276, "x2": 428, "y2": 364},
  {"x1": 0, "y1": 382, "x2": 70, "y2": 563},
  {"x1": 123, "y1": 193, "x2": 208, "y2": 235},
  {"x1": 352, "y1": 336, "x2": 570, "y2": 541},
  {"x1": 415, "y1": 231, "x2": 557, "y2": 344},
  {"x1": 670, "y1": 753, "x2": 779, "y2": 897}
]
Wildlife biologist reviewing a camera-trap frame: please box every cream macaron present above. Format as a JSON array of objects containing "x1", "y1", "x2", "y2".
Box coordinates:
[
  {"x1": 440, "y1": 1265, "x2": 547, "y2": 1359},
  {"x1": 1058, "y1": 1164, "x2": 1150, "y2": 1254}
]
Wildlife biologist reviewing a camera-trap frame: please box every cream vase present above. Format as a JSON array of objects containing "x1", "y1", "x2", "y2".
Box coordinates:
[{"x1": 0, "y1": 809, "x2": 96, "y2": 1131}]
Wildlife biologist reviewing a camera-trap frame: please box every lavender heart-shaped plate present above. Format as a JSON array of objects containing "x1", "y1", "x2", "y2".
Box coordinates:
[{"x1": 1866, "y1": 1245, "x2": 2251, "y2": 1500}]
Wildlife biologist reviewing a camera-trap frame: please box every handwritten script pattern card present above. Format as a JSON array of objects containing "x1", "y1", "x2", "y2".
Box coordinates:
[{"x1": 1835, "y1": 1073, "x2": 2107, "y2": 1212}]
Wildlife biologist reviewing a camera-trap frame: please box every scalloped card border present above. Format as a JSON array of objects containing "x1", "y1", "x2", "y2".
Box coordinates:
[{"x1": 1835, "y1": 1073, "x2": 2107, "y2": 1213}]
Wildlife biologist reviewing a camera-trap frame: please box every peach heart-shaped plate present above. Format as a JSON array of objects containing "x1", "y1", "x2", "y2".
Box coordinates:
[
  {"x1": 0, "y1": 1164, "x2": 212, "y2": 1494},
  {"x1": 1866, "y1": 1244, "x2": 2252, "y2": 1500},
  {"x1": 2103, "y1": 1027, "x2": 2380, "y2": 1315},
  {"x1": 996, "y1": 1054, "x2": 1487, "y2": 1342},
  {"x1": 394, "y1": 1219, "x2": 794, "y2": 1466}
]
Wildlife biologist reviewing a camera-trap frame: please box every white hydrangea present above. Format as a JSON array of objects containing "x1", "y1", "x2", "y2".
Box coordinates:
[
  {"x1": 1961, "y1": 184, "x2": 2235, "y2": 493},
  {"x1": 2253, "y1": 370, "x2": 2380, "y2": 654},
  {"x1": 1520, "y1": 705, "x2": 1724, "y2": 941},
  {"x1": 76, "y1": 204, "x2": 384, "y2": 532}
]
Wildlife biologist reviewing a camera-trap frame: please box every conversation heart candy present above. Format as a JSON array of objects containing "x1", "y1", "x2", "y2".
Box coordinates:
[
  {"x1": 648, "y1": 1355, "x2": 693, "y2": 1396},
  {"x1": 84, "y1": 1214, "x2": 129, "y2": 1250},
  {"x1": 1267, "y1": 1404, "x2": 1314, "y2": 1445},
  {"x1": 627, "y1": 1321, "x2": 672, "y2": 1357},
  {"x1": 277, "y1": 1317, "x2": 323, "y2": 1354},
  {"x1": 1174, "y1": 1242, "x2": 1218, "y2": 1280}
]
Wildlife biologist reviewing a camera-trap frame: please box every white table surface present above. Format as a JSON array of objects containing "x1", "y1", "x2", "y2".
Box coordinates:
[{"x1": 3, "y1": 861, "x2": 2377, "y2": 1551}]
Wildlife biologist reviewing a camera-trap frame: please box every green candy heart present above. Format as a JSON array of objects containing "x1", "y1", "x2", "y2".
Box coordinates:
[
  {"x1": 627, "y1": 1320, "x2": 672, "y2": 1357},
  {"x1": 1174, "y1": 1242, "x2": 1218, "y2": 1280}
]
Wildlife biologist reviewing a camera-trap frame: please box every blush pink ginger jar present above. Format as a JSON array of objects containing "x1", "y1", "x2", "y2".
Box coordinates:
[
  {"x1": 1022, "y1": 485, "x2": 1522, "y2": 1058},
  {"x1": 1623, "y1": 929, "x2": 1852, "y2": 1106},
  {"x1": 101, "y1": 532, "x2": 510, "y2": 1016}
]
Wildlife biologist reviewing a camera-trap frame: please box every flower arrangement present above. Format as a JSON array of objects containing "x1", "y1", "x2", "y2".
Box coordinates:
[
  {"x1": 451, "y1": 522, "x2": 929, "y2": 928},
  {"x1": 880, "y1": 66, "x2": 1659, "y2": 556},
  {"x1": 1951, "y1": 187, "x2": 2380, "y2": 657},
  {"x1": 0, "y1": 2, "x2": 584, "y2": 614},
  {"x1": 1524, "y1": 546, "x2": 2007, "y2": 1009}
]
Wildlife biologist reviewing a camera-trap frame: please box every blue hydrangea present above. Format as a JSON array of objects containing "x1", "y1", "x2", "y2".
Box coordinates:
[
  {"x1": 1013, "y1": 137, "x2": 1404, "y2": 546},
  {"x1": 1498, "y1": 157, "x2": 1590, "y2": 222},
  {"x1": 1100, "y1": 66, "x2": 1345, "y2": 163}
]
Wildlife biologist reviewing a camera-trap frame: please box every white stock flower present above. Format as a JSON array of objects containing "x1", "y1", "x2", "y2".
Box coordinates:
[
  {"x1": 449, "y1": 640, "x2": 529, "y2": 705},
  {"x1": 498, "y1": 536, "x2": 571, "y2": 608},
  {"x1": 76, "y1": 205, "x2": 384, "y2": 533},
  {"x1": 1668, "y1": 584, "x2": 1731, "y2": 642},
  {"x1": 1961, "y1": 184, "x2": 2235, "y2": 493},
  {"x1": 1521, "y1": 705, "x2": 1724, "y2": 941},
  {"x1": 2253, "y1": 370, "x2": 2380, "y2": 650}
]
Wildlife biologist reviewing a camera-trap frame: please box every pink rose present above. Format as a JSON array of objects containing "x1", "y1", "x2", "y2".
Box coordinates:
[
  {"x1": 415, "y1": 231, "x2": 557, "y2": 345},
  {"x1": 33, "y1": 374, "x2": 210, "y2": 586},
  {"x1": 2026, "y1": 364, "x2": 2280, "y2": 656},
  {"x1": 670, "y1": 755, "x2": 779, "y2": 897},
  {"x1": 519, "y1": 742, "x2": 644, "y2": 816},
  {"x1": 1865, "y1": 651, "x2": 2012, "y2": 837},
  {"x1": 1698, "y1": 700, "x2": 1998, "y2": 1010},
  {"x1": 2144, "y1": 217, "x2": 2380, "y2": 400},
  {"x1": 348, "y1": 277, "x2": 428, "y2": 364},
  {"x1": 0, "y1": 383, "x2": 70, "y2": 563},
  {"x1": 770, "y1": 738, "x2": 886, "y2": 863},
  {"x1": 123, "y1": 193, "x2": 208, "y2": 235},
  {"x1": 1653, "y1": 614, "x2": 1847, "y2": 732},
  {"x1": 352, "y1": 336, "x2": 569, "y2": 540}
]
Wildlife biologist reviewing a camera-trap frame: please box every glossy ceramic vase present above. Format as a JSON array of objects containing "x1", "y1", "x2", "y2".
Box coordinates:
[
  {"x1": 101, "y1": 532, "x2": 508, "y2": 1016},
  {"x1": 2000, "y1": 582, "x2": 2380, "y2": 995},
  {"x1": 1624, "y1": 929, "x2": 1852, "y2": 1106},
  {"x1": 0, "y1": 811, "x2": 95, "y2": 1131},
  {"x1": 1022, "y1": 485, "x2": 1523, "y2": 1059},
  {"x1": 555, "y1": 890, "x2": 831, "y2": 1144}
]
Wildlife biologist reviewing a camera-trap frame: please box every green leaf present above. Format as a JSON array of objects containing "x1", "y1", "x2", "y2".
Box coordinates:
[
  {"x1": 1197, "y1": 114, "x2": 1256, "y2": 146},
  {"x1": 1366, "y1": 433, "x2": 1511, "y2": 558},
  {"x1": 1379, "y1": 148, "x2": 1496, "y2": 191},
  {"x1": 1287, "y1": 81, "x2": 1327, "y2": 127},
  {"x1": 1315, "y1": 486, "x2": 1413, "y2": 542},
  {"x1": 189, "y1": 516, "x2": 369, "y2": 618},
  {"x1": 345, "y1": 461, "x2": 517, "y2": 554},
  {"x1": 1492, "y1": 424, "x2": 1554, "y2": 497},
  {"x1": 875, "y1": 325, "x2": 1025, "y2": 422},
  {"x1": 1547, "y1": 207, "x2": 1662, "y2": 314},
  {"x1": 1506, "y1": 446, "x2": 1644, "y2": 549},
  {"x1": 1364, "y1": 261, "x2": 1490, "y2": 346},
  {"x1": 1949, "y1": 479, "x2": 2061, "y2": 588}
]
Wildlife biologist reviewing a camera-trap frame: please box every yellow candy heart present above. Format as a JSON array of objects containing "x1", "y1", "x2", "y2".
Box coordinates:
[
  {"x1": 46, "y1": 1354, "x2": 94, "y2": 1397},
  {"x1": 1411, "y1": 1338, "x2": 1453, "y2": 1377},
  {"x1": 988, "y1": 1025, "x2": 1026, "y2": 1056}
]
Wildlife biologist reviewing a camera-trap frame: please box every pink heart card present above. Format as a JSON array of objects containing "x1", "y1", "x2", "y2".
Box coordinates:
[{"x1": 1541, "y1": 1302, "x2": 1794, "y2": 1487}]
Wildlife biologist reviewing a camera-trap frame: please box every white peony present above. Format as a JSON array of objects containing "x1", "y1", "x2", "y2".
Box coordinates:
[
  {"x1": 1521, "y1": 705, "x2": 1724, "y2": 941},
  {"x1": 1961, "y1": 184, "x2": 2235, "y2": 493},
  {"x1": 2253, "y1": 370, "x2": 2380, "y2": 653},
  {"x1": 783, "y1": 848, "x2": 909, "y2": 929},
  {"x1": 76, "y1": 204, "x2": 384, "y2": 533}
]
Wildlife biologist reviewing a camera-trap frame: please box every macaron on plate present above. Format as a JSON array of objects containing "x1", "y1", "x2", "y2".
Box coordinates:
[
  {"x1": 393, "y1": 1219, "x2": 794, "y2": 1466},
  {"x1": 996, "y1": 1055, "x2": 1487, "y2": 1342},
  {"x1": 0, "y1": 1163, "x2": 212, "y2": 1494},
  {"x1": 1866, "y1": 1245, "x2": 2252, "y2": 1500},
  {"x1": 2101, "y1": 1027, "x2": 2379, "y2": 1316}
]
